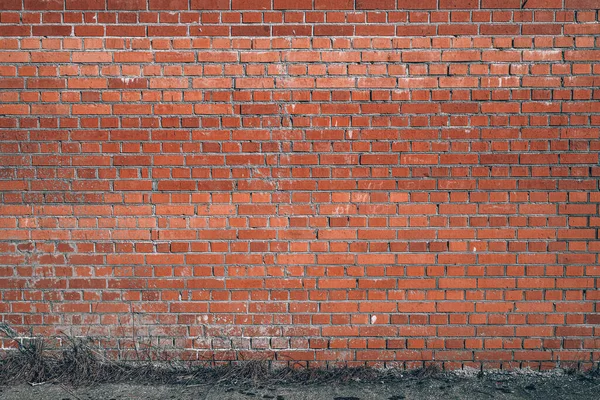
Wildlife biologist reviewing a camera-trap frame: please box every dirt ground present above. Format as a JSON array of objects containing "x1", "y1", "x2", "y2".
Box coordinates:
[{"x1": 1, "y1": 370, "x2": 598, "y2": 400}]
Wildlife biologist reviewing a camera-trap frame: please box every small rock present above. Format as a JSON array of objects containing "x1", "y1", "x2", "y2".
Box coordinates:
[{"x1": 525, "y1": 384, "x2": 536, "y2": 391}]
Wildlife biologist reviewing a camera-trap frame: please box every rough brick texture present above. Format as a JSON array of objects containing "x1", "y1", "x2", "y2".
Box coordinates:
[{"x1": 0, "y1": 0, "x2": 599, "y2": 370}]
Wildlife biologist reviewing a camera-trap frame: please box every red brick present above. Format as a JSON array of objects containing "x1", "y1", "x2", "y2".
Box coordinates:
[
  {"x1": 0, "y1": 3, "x2": 596, "y2": 370},
  {"x1": 108, "y1": 0, "x2": 146, "y2": 9},
  {"x1": 565, "y1": 0, "x2": 599, "y2": 8},
  {"x1": 149, "y1": 0, "x2": 189, "y2": 10},
  {"x1": 24, "y1": 0, "x2": 63, "y2": 10},
  {"x1": 232, "y1": 0, "x2": 271, "y2": 9},
  {"x1": 231, "y1": 25, "x2": 270, "y2": 36},
  {"x1": 397, "y1": 0, "x2": 437, "y2": 9},
  {"x1": 274, "y1": 0, "x2": 312, "y2": 8},
  {"x1": 356, "y1": 0, "x2": 395, "y2": 9},
  {"x1": 481, "y1": 0, "x2": 521, "y2": 7},
  {"x1": 0, "y1": 0, "x2": 21, "y2": 9},
  {"x1": 191, "y1": 0, "x2": 230, "y2": 9},
  {"x1": 439, "y1": 0, "x2": 478, "y2": 8},
  {"x1": 65, "y1": 0, "x2": 106, "y2": 9},
  {"x1": 315, "y1": 0, "x2": 353, "y2": 9}
]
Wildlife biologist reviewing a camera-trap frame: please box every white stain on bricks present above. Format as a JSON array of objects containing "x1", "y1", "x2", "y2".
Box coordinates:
[
  {"x1": 371, "y1": 315, "x2": 377, "y2": 324},
  {"x1": 333, "y1": 205, "x2": 346, "y2": 214}
]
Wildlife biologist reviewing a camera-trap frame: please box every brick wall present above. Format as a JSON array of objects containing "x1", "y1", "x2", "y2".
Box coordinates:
[{"x1": 0, "y1": 0, "x2": 599, "y2": 370}]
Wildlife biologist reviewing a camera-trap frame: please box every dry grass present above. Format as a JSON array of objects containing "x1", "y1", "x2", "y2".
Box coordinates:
[
  {"x1": 0, "y1": 336, "x2": 404, "y2": 388},
  {"x1": 0, "y1": 323, "x2": 192, "y2": 386},
  {"x1": 2, "y1": 323, "x2": 598, "y2": 388},
  {"x1": 0, "y1": 323, "x2": 410, "y2": 388}
]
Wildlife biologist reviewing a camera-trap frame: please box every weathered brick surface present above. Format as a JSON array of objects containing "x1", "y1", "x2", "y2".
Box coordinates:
[{"x1": 0, "y1": 1, "x2": 599, "y2": 370}]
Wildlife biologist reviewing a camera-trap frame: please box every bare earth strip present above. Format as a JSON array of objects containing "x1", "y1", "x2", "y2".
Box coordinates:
[{"x1": 1, "y1": 370, "x2": 599, "y2": 400}]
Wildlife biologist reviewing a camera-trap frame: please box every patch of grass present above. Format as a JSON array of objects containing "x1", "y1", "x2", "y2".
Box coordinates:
[
  {"x1": 1, "y1": 323, "x2": 410, "y2": 387},
  {"x1": 2, "y1": 323, "x2": 598, "y2": 388},
  {"x1": 0, "y1": 323, "x2": 188, "y2": 386},
  {"x1": 589, "y1": 362, "x2": 600, "y2": 377},
  {"x1": 410, "y1": 362, "x2": 441, "y2": 379}
]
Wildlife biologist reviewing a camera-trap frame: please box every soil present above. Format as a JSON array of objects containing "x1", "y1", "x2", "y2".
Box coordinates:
[{"x1": 0, "y1": 369, "x2": 598, "y2": 400}]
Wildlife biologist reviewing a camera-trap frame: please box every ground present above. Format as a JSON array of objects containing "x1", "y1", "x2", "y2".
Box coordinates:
[{"x1": 1, "y1": 370, "x2": 598, "y2": 400}]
